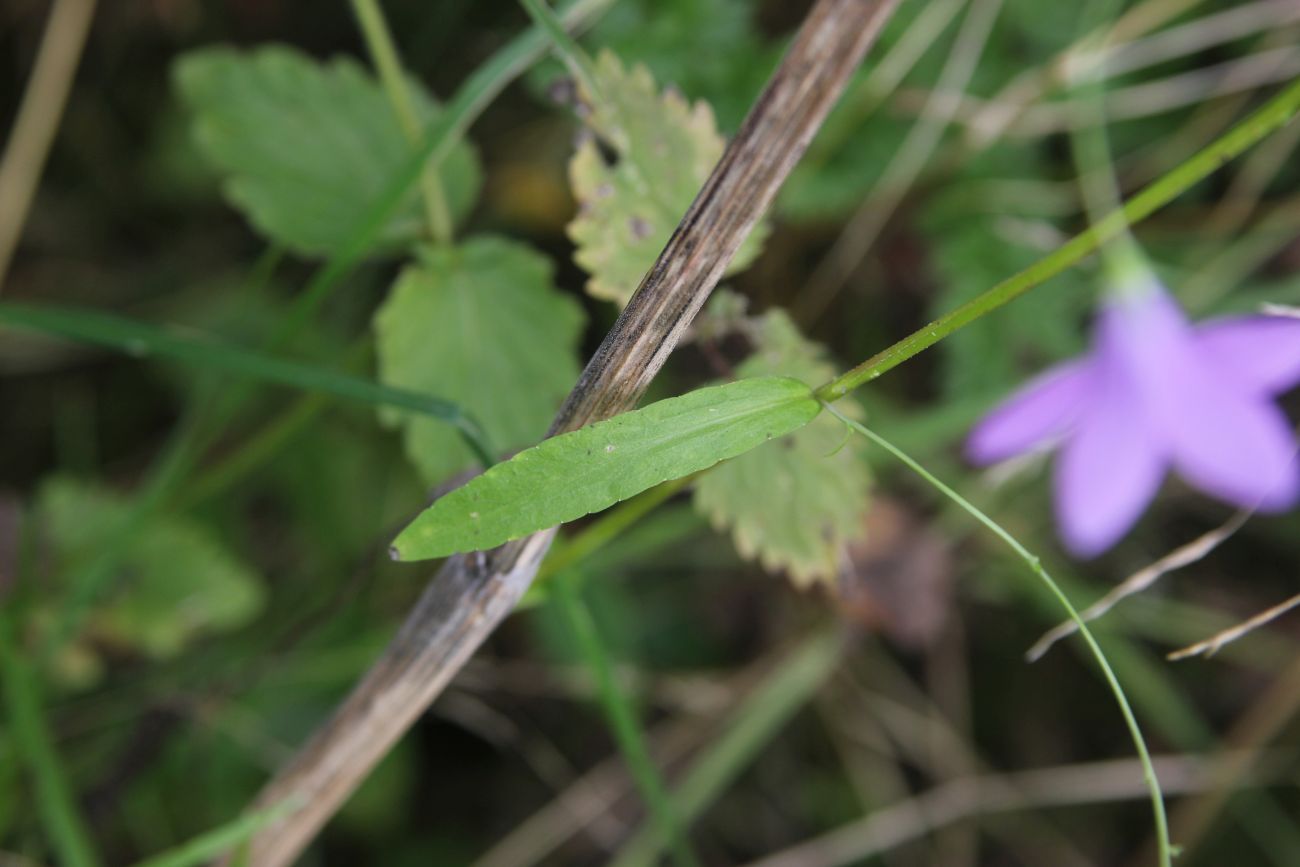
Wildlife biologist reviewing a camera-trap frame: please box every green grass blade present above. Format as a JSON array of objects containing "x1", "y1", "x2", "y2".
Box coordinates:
[
  {"x1": 0, "y1": 611, "x2": 101, "y2": 867},
  {"x1": 553, "y1": 570, "x2": 701, "y2": 867},
  {"x1": 128, "y1": 799, "x2": 300, "y2": 867},
  {"x1": 822, "y1": 403, "x2": 1172, "y2": 867},
  {"x1": 610, "y1": 629, "x2": 843, "y2": 867},
  {"x1": 0, "y1": 302, "x2": 494, "y2": 466}
]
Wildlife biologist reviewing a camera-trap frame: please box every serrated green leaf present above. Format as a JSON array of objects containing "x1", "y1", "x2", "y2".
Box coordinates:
[
  {"x1": 694, "y1": 310, "x2": 870, "y2": 586},
  {"x1": 392, "y1": 377, "x2": 821, "y2": 561},
  {"x1": 174, "y1": 45, "x2": 481, "y2": 257},
  {"x1": 36, "y1": 479, "x2": 264, "y2": 662},
  {"x1": 374, "y1": 236, "x2": 585, "y2": 485},
  {"x1": 568, "y1": 50, "x2": 768, "y2": 306}
]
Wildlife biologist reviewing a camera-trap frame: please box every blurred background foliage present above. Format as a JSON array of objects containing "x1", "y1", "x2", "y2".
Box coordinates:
[{"x1": 2, "y1": 0, "x2": 1300, "y2": 864}]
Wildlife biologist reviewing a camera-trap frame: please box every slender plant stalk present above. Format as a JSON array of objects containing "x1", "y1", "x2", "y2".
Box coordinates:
[
  {"x1": 350, "y1": 0, "x2": 454, "y2": 244},
  {"x1": 821, "y1": 404, "x2": 1172, "y2": 867},
  {"x1": 815, "y1": 73, "x2": 1300, "y2": 402},
  {"x1": 0, "y1": 0, "x2": 97, "y2": 290},
  {"x1": 553, "y1": 571, "x2": 701, "y2": 867},
  {"x1": 1068, "y1": 0, "x2": 1148, "y2": 282},
  {"x1": 0, "y1": 610, "x2": 100, "y2": 867}
]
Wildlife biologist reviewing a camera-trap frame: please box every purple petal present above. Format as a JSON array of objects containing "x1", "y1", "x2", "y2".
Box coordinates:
[
  {"x1": 966, "y1": 362, "x2": 1094, "y2": 465},
  {"x1": 1091, "y1": 288, "x2": 1197, "y2": 409},
  {"x1": 1195, "y1": 316, "x2": 1300, "y2": 396},
  {"x1": 1053, "y1": 376, "x2": 1167, "y2": 558},
  {"x1": 1165, "y1": 365, "x2": 1300, "y2": 511}
]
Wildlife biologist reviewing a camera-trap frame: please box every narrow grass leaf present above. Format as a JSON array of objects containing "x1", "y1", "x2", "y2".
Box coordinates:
[
  {"x1": 129, "y1": 799, "x2": 300, "y2": 867},
  {"x1": 554, "y1": 571, "x2": 700, "y2": 867},
  {"x1": 0, "y1": 612, "x2": 101, "y2": 867},
  {"x1": 391, "y1": 377, "x2": 821, "y2": 560},
  {"x1": 0, "y1": 302, "x2": 494, "y2": 466},
  {"x1": 610, "y1": 629, "x2": 842, "y2": 867}
]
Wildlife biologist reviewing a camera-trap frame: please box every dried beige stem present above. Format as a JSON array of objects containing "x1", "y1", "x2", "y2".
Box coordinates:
[
  {"x1": 233, "y1": 1, "x2": 901, "y2": 863},
  {"x1": 0, "y1": 0, "x2": 97, "y2": 291}
]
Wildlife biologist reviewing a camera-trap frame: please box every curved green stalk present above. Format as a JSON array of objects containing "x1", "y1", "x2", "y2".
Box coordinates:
[
  {"x1": 821, "y1": 403, "x2": 1172, "y2": 867},
  {"x1": 815, "y1": 74, "x2": 1300, "y2": 402},
  {"x1": 553, "y1": 570, "x2": 701, "y2": 867}
]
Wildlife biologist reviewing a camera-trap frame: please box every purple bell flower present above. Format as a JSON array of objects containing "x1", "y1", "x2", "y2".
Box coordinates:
[{"x1": 967, "y1": 279, "x2": 1300, "y2": 557}]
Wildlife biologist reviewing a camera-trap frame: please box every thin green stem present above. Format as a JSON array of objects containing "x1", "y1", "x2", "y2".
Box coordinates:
[
  {"x1": 180, "y1": 392, "x2": 328, "y2": 508},
  {"x1": 1068, "y1": 0, "x2": 1147, "y2": 286},
  {"x1": 350, "y1": 0, "x2": 454, "y2": 244},
  {"x1": 815, "y1": 74, "x2": 1300, "y2": 402},
  {"x1": 0, "y1": 609, "x2": 101, "y2": 867},
  {"x1": 272, "y1": 0, "x2": 612, "y2": 348},
  {"x1": 553, "y1": 570, "x2": 701, "y2": 867},
  {"x1": 517, "y1": 0, "x2": 603, "y2": 102},
  {"x1": 822, "y1": 403, "x2": 1172, "y2": 867}
]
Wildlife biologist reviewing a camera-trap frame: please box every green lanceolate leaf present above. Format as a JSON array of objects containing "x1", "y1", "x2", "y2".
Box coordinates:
[
  {"x1": 174, "y1": 45, "x2": 481, "y2": 257},
  {"x1": 567, "y1": 50, "x2": 768, "y2": 306},
  {"x1": 374, "y1": 236, "x2": 585, "y2": 485},
  {"x1": 694, "y1": 308, "x2": 870, "y2": 586},
  {"x1": 392, "y1": 377, "x2": 821, "y2": 561}
]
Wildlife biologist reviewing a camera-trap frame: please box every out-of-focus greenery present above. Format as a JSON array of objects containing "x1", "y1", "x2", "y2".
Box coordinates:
[{"x1": 2, "y1": 1, "x2": 1299, "y2": 865}]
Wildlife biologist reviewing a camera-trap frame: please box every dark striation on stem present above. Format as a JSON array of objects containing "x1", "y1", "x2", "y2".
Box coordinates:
[{"x1": 234, "y1": 1, "x2": 901, "y2": 863}]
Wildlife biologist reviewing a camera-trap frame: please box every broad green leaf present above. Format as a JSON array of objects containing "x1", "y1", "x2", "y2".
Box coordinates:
[
  {"x1": 568, "y1": 50, "x2": 768, "y2": 306},
  {"x1": 392, "y1": 377, "x2": 821, "y2": 561},
  {"x1": 174, "y1": 45, "x2": 481, "y2": 257},
  {"x1": 694, "y1": 309, "x2": 870, "y2": 586},
  {"x1": 374, "y1": 236, "x2": 585, "y2": 485},
  {"x1": 35, "y1": 479, "x2": 264, "y2": 668}
]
